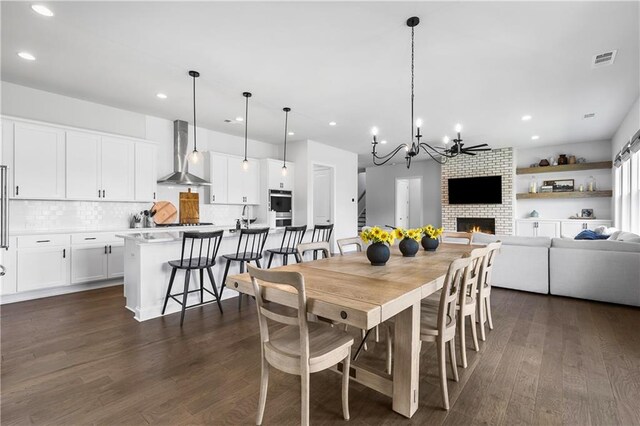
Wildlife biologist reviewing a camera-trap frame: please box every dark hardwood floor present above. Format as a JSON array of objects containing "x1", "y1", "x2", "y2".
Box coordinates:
[{"x1": 2, "y1": 285, "x2": 640, "y2": 425}]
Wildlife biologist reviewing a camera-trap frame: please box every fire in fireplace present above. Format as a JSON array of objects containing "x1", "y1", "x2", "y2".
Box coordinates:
[{"x1": 457, "y1": 217, "x2": 495, "y2": 234}]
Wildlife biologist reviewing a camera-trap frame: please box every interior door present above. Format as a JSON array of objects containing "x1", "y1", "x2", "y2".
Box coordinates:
[
  {"x1": 66, "y1": 131, "x2": 101, "y2": 200},
  {"x1": 396, "y1": 179, "x2": 410, "y2": 228},
  {"x1": 313, "y1": 167, "x2": 333, "y2": 225}
]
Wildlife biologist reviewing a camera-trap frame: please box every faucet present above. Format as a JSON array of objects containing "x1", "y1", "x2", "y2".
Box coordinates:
[{"x1": 241, "y1": 205, "x2": 249, "y2": 228}]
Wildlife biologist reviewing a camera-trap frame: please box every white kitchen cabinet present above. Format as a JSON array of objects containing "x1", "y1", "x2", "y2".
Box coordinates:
[
  {"x1": 266, "y1": 159, "x2": 295, "y2": 191},
  {"x1": 13, "y1": 122, "x2": 66, "y2": 199},
  {"x1": 16, "y1": 242, "x2": 70, "y2": 292},
  {"x1": 206, "y1": 153, "x2": 228, "y2": 204},
  {"x1": 244, "y1": 159, "x2": 261, "y2": 204},
  {"x1": 227, "y1": 156, "x2": 260, "y2": 205},
  {"x1": 135, "y1": 142, "x2": 157, "y2": 202},
  {"x1": 560, "y1": 220, "x2": 612, "y2": 238},
  {"x1": 515, "y1": 220, "x2": 560, "y2": 238},
  {"x1": 71, "y1": 245, "x2": 108, "y2": 284},
  {"x1": 107, "y1": 243, "x2": 125, "y2": 278},
  {"x1": 66, "y1": 131, "x2": 101, "y2": 200},
  {"x1": 101, "y1": 136, "x2": 135, "y2": 201},
  {"x1": 537, "y1": 221, "x2": 560, "y2": 238}
]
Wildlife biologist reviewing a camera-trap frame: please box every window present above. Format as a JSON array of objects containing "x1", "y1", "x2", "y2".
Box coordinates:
[{"x1": 614, "y1": 148, "x2": 640, "y2": 233}]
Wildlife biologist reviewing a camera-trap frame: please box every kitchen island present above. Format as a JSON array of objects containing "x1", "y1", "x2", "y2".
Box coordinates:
[{"x1": 118, "y1": 227, "x2": 287, "y2": 321}]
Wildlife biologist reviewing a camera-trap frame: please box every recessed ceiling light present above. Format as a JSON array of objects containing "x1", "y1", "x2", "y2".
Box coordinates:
[
  {"x1": 521, "y1": 115, "x2": 532, "y2": 121},
  {"x1": 381, "y1": 140, "x2": 387, "y2": 144},
  {"x1": 31, "y1": 4, "x2": 54, "y2": 17},
  {"x1": 156, "y1": 93, "x2": 167, "y2": 99},
  {"x1": 235, "y1": 117, "x2": 244, "y2": 122},
  {"x1": 329, "y1": 121, "x2": 337, "y2": 126},
  {"x1": 17, "y1": 52, "x2": 36, "y2": 61},
  {"x1": 531, "y1": 135, "x2": 540, "y2": 140},
  {"x1": 288, "y1": 131, "x2": 294, "y2": 136},
  {"x1": 584, "y1": 113, "x2": 596, "y2": 119}
]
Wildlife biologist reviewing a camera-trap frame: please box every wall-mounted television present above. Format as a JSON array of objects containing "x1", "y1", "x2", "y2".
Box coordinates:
[{"x1": 448, "y1": 176, "x2": 502, "y2": 204}]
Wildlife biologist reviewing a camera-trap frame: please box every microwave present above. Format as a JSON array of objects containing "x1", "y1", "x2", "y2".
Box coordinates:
[{"x1": 270, "y1": 189, "x2": 292, "y2": 227}]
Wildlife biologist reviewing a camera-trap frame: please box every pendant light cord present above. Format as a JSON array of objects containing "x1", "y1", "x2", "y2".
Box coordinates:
[
  {"x1": 244, "y1": 95, "x2": 249, "y2": 162},
  {"x1": 192, "y1": 74, "x2": 197, "y2": 151},
  {"x1": 283, "y1": 109, "x2": 289, "y2": 166},
  {"x1": 410, "y1": 25, "x2": 415, "y2": 144}
]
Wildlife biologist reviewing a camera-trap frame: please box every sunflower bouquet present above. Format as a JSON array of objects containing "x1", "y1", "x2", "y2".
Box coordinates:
[
  {"x1": 394, "y1": 227, "x2": 423, "y2": 242},
  {"x1": 422, "y1": 224, "x2": 444, "y2": 240},
  {"x1": 360, "y1": 226, "x2": 396, "y2": 245}
]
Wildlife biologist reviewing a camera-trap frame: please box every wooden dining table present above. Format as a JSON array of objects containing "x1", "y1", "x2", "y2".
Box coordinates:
[{"x1": 225, "y1": 242, "x2": 474, "y2": 418}]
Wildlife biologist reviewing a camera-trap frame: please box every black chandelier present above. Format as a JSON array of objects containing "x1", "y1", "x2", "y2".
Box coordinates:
[{"x1": 370, "y1": 16, "x2": 490, "y2": 169}]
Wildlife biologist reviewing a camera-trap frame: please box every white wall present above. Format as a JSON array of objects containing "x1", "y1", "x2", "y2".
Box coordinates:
[
  {"x1": 366, "y1": 160, "x2": 442, "y2": 229},
  {"x1": 612, "y1": 96, "x2": 640, "y2": 157},
  {"x1": 515, "y1": 140, "x2": 612, "y2": 220},
  {"x1": 408, "y1": 178, "x2": 422, "y2": 228}
]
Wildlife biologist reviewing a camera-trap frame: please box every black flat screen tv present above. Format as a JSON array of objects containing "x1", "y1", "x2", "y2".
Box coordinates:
[{"x1": 448, "y1": 176, "x2": 502, "y2": 204}]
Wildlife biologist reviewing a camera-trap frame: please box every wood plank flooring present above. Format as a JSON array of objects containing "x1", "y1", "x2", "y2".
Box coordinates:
[{"x1": 2, "y1": 285, "x2": 639, "y2": 425}]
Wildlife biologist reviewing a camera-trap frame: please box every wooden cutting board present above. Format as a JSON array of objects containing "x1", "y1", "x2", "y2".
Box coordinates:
[
  {"x1": 179, "y1": 190, "x2": 199, "y2": 224},
  {"x1": 152, "y1": 201, "x2": 177, "y2": 225}
]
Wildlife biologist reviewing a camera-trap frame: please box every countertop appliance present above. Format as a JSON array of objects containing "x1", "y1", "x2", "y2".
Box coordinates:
[{"x1": 269, "y1": 189, "x2": 292, "y2": 228}]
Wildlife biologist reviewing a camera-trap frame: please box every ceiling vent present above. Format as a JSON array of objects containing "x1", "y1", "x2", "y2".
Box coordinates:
[{"x1": 592, "y1": 50, "x2": 617, "y2": 68}]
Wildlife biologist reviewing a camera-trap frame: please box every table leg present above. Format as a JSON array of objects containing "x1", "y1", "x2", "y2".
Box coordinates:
[{"x1": 392, "y1": 301, "x2": 420, "y2": 418}]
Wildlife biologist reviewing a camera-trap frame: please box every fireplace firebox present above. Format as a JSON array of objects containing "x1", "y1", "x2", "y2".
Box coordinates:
[{"x1": 457, "y1": 217, "x2": 495, "y2": 234}]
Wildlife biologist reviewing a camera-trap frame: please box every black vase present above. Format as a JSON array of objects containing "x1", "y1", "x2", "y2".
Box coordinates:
[
  {"x1": 367, "y1": 242, "x2": 390, "y2": 266},
  {"x1": 421, "y1": 236, "x2": 439, "y2": 251},
  {"x1": 399, "y1": 238, "x2": 419, "y2": 257}
]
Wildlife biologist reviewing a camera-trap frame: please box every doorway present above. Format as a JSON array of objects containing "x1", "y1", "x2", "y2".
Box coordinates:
[
  {"x1": 395, "y1": 177, "x2": 423, "y2": 228},
  {"x1": 313, "y1": 165, "x2": 334, "y2": 227}
]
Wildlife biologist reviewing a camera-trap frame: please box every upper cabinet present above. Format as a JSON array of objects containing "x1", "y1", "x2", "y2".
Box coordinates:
[
  {"x1": 207, "y1": 152, "x2": 260, "y2": 205},
  {"x1": 100, "y1": 136, "x2": 135, "y2": 201},
  {"x1": 66, "y1": 131, "x2": 101, "y2": 200},
  {"x1": 13, "y1": 122, "x2": 66, "y2": 199},
  {"x1": 265, "y1": 159, "x2": 295, "y2": 191},
  {"x1": 134, "y1": 142, "x2": 157, "y2": 202},
  {"x1": 206, "y1": 152, "x2": 229, "y2": 204}
]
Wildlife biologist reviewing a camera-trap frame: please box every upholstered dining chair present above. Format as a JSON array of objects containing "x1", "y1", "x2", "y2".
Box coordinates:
[
  {"x1": 247, "y1": 264, "x2": 353, "y2": 426},
  {"x1": 337, "y1": 237, "x2": 365, "y2": 255},
  {"x1": 477, "y1": 241, "x2": 502, "y2": 341}
]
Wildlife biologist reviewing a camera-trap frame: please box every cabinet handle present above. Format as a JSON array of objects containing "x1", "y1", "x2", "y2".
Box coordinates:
[
  {"x1": 98, "y1": 189, "x2": 101, "y2": 198},
  {"x1": 63, "y1": 249, "x2": 66, "y2": 258},
  {"x1": 36, "y1": 239, "x2": 50, "y2": 243},
  {"x1": 84, "y1": 237, "x2": 96, "y2": 240},
  {"x1": 212, "y1": 195, "x2": 215, "y2": 202},
  {"x1": 102, "y1": 190, "x2": 106, "y2": 198},
  {"x1": 105, "y1": 246, "x2": 108, "y2": 254},
  {"x1": 16, "y1": 186, "x2": 19, "y2": 196},
  {"x1": 109, "y1": 245, "x2": 112, "y2": 254},
  {"x1": 153, "y1": 192, "x2": 156, "y2": 200}
]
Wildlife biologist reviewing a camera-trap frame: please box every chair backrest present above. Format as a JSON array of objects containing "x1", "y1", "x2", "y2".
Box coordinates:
[
  {"x1": 441, "y1": 231, "x2": 473, "y2": 245},
  {"x1": 235, "y1": 228, "x2": 270, "y2": 260},
  {"x1": 337, "y1": 237, "x2": 364, "y2": 255},
  {"x1": 279, "y1": 225, "x2": 307, "y2": 252},
  {"x1": 437, "y1": 255, "x2": 473, "y2": 333},
  {"x1": 312, "y1": 223, "x2": 334, "y2": 243},
  {"x1": 461, "y1": 246, "x2": 489, "y2": 306},
  {"x1": 178, "y1": 230, "x2": 224, "y2": 268},
  {"x1": 247, "y1": 264, "x2": 310, "y2": 370},
  {"x1": 479, "y1": 241, "x2": 502, "y2": 294},
  {"x1": 297, "y1": 241, "x2": 331, "y2": 260}
]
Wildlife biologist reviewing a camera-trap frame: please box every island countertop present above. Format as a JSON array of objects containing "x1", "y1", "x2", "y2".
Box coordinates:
[{"x1": 116, "y1": 227, "x2": 284, "y2": 244}]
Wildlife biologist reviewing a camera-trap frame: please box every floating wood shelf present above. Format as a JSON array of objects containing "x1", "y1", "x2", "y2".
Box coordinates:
[
  {"x1": 516, "y1": 190, "x2": 613, "y2": 200},
  {"x1": 516, "y1": 161, "x2": 612, "y2": 175}
]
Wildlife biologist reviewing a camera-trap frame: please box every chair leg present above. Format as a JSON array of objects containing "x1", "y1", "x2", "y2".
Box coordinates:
[
  {"x1": 256, "y1": 353, "x2": 269, "y2": 426},
  {"x1": 238, "y1": 261, "x2": 245, "y2": 309},
  {"x1": 342, "y1": 348, "x2": 351, "y2": 421},
  {"x1": 386, "y1": 325, "x2": 393, "y2": 375},
  {"x1": 295, "y1": 253, "x2": 302, "y2": 263},
  {"x1": 207, "y1": 267, "x2": 223, "y2": 314},
  {"x1": 459, "y1": 314, "x2": 467, "y2": 368},
  {"x1": 162, "y1": 268, "x2": 177, "y2": 315},
  {"x1": 255, "y1": 258, "x2": 262, "y2": 268},
  {"x1": 437, "y1": 338, "x2": 450, "y2": 410},
  {"x1": 301, "y1": 371, "x2": 310, "y2": 426},
  {"x1": 360, "y1": 329, "x2": 368, "y2": 351},
  {"x1": 478, "y1": 298, "x2": 486, "y2": 342},
  {"x1": 200, "y1": 269, "x2": 204, "y2": 304},
  {"x1": 448, "y1": 339, "x2": 459, "y2": 382},
  {"x1": 220, "y1": 259, "x2": 231, "y2": 298},
  {"x1": 283, "y1": 254, "x2": 288, "y2": 266},
  {"x1": 486, "y1": 296, "x2": 494, "y2": 330},
  {"x1": 375, "y1": 325, "x2": 380, "y2": 342},
  {"x1": 470, "y1": 314, "x2": 479, "y2": 352},
  {"x1": 180, "y1": 269, "x2": 191, "y2": 326},
  {"x1": 267, "y1": 252, "x2": 274, "y2": 268}
]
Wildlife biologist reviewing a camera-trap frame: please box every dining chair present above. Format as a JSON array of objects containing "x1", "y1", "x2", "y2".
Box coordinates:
[
  {"x1": 247, "y1": 264, "x2": 353, "y2": 426},
  {"x1": 265, "y1": 225, "x2": 307, "y2": 267},
  {"x1": 220, "y1": 227, "x2": 270, "y2": 309},
  {"x1": 477, "y1": 241, "x2": 502, "y2": 341},
  {"x1": 161, "y1": 230, "x2": 224, "y2": 326},
  {"x1": 441, "y1": 231, "x2": 473, "y2": 245},
  {"x1": 337, "y1": 237, "x2": 365, "y2": 255},
  {"x1": 310, "y1": 223, "x2": 334, "y2": 259}
]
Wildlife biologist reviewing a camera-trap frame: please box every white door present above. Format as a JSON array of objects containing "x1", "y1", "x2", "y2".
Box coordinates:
[
  {"x1": 313, "y1": 167, "x2": 333, "y2": 225},
  {"x1": 107, "y1": 244, "x2": 125, "y2": 278},
  {"x1": 66, "y1": 131, "x2": 101, "y2": 200},
  {"x1": 101, "y1": 136, "x2": 134, "y2": 201},
  {"x1": 13, "y1": 123, "x2": 66, "y2": 199},
  {"x1": 515, "y1": 221, "x2": 536, "y2": 237},
  {"x1": 396, "y1": 179, "x2": 410, "y2": 228},
  {"x1": 71, "y1": 245, "x2": 108, "y2": 284},
  {"x1": 17, "y1": 247, "x2": 69, "y2": 291},
  {"x1": 537, "y1": 221, "x2": 560, "y2": 238},
  {"x1": 208, "y1": 153, "x2": 228, "y2": 204},
  {"x1": 134, "y1": 142, "x2": 157, "y2": 201}
]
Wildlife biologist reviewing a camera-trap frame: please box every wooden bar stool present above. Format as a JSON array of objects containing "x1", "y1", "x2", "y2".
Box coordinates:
[
  {"x1": 266, "y1": 225, "x2": 306, "y2": 267},
  {"x1": 220, "y1": 227, "x2": 270, "y2": 308},
  {"x1": 310, "y1": 223, "x2": 334, "y2": 259},
  {"x1": 161, "y1": 230, "x2": 224, "y2": 326}
]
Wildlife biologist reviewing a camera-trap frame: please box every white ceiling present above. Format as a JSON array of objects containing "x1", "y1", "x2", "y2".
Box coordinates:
[{"x1": 2, "y1": 1, "x2": 638, "y2": 167}]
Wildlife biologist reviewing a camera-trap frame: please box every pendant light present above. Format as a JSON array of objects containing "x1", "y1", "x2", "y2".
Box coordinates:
[
  {"x1": 187, "y1": 70, "x2": 203, "y2": 165},
  {"x1": 281, "y1": 107, "x2": 291, "y2": 176},
  {"x1": 242, "y1": 91, "x2": 252, "y2": 170}
]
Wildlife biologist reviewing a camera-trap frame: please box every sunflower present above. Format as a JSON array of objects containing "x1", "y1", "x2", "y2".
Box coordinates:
[{"x1": 394, "y1": 228, "x2": 404, "y2": 239}]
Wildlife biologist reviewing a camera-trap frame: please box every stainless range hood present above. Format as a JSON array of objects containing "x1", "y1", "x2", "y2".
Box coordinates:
[{"x1": 157, "y1": 120, "x2": 210, "y2": 186}]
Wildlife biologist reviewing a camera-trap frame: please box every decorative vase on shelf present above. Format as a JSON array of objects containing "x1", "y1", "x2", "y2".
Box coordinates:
[
  {"x1": 421, "y1": 236, "x2": 439, "y2": 251},
  {"x1": 366, "y1": 242, "x2": 390, "y2": 266},
  {"x1": 399, "y1": 238, "x2": 419, "y2": 257},
  {"x1": 558, "y1": 154, "x2": 568, "y2": 165}
]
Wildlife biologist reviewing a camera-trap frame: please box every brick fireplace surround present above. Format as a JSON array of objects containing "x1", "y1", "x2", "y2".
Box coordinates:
[{"x1": 441, "y1": 148, "x2": 514, "y2": 235}]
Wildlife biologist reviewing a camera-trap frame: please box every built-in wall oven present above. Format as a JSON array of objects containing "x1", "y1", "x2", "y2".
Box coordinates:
[{"x1": 269, "y1": 189, "x2": 292, "y2": 227}]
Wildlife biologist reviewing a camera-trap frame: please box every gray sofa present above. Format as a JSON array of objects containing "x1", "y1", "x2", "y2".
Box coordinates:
[{"x1": 471, "y1": 232, "x2": 640, "y2": 307}]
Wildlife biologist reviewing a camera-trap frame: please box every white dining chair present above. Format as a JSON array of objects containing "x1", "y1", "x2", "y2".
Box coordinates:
[
  {"x1": 337, "y1": 237, "x2": 365, "y2": 255},
  {"x1": 477, "y1": 241, "x2": 502, "y2": 341},
  {"x1": 247, "y1": 264, "x2": 353, "y2": 426},
  {"x1": 441, "y1": 231, "x2": 473, "y2": 245}
]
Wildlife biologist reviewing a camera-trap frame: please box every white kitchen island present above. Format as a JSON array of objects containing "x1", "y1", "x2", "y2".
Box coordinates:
[{"x1": 118, "y1": 227, "x2": 287, "y2": 321}]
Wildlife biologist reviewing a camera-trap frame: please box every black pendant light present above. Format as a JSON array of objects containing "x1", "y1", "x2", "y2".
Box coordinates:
[
  {"x1": 370, "y1": 17, "x2": 490, "y2": 168},
  {"x1": 281, "y1": 107, "x2": 291, "y2": 176},
  {"x1": 242, "y1": 91, "x2": 252, "y2": 170},
  {"x1": 187, "y1": 70, "x2": 203, "y2": 164}
]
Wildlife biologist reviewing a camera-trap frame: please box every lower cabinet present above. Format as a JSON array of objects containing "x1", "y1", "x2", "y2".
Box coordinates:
[
  {"x1": 17, "y1": 246, "x2": 70, "y2": 292},
  {"x1": 516, "y1": 219, "x2": 612, "y2": 238},
  {"x1": 71, "y1": 242, "x2": 124, "y2": 284},
  {"x1": 560, "y1": 220, "x2": 612, "y2": 238},
  {"x1": 107, "y1": 244, "x2": 124, "y2": 279}
]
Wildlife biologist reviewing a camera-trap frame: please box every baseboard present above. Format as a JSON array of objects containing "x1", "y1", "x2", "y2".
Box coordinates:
[{"x1": 0, "y1": 280, "x2": 123, "y2": 305}]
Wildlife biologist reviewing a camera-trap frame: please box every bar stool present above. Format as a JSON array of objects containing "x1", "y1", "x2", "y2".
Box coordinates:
[
  {"x1": 220, "y1": 227, "x2": 270, "y2": 308},
  {"x1": 266, "y1": 225, "x2": 307, "y2": 267},
  {"x1": 161, "y1": 230, "x2": 224, "y2": 326},
  {"x1": 310, "y1": 223, "x2": 334, "y2": 259}
]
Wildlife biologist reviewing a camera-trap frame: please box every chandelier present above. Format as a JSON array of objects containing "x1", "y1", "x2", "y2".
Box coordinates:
[{"x1": 370, "y1": 16, "x2": 490, "y2": 168}]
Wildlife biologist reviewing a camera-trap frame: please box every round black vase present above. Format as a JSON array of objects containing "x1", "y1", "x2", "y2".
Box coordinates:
[
  {"x1": 421, "y1": 236, "x2": 439, "y2": 251},
  {"x1": 366, "y1": 242, "x2": 390, "y2": 266},
  {"x1": 399, "y1": 238, "x2": 419, "y2": 257}
]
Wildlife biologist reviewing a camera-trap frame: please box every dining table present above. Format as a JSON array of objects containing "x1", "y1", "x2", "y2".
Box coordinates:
[{"x1": 225, "y1": 242, "x2": 474, "y2": 418}]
